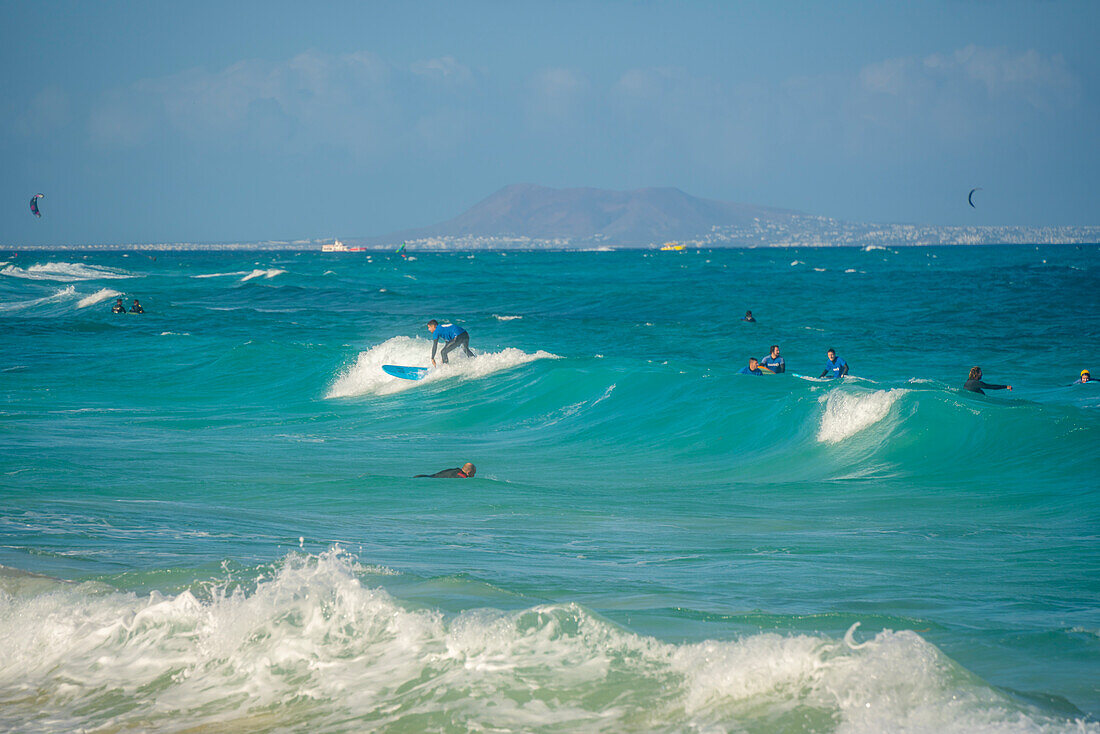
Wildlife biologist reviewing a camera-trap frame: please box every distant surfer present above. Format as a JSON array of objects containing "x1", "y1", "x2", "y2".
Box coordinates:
[
  {"x1": 415, "y1": 463, "x2": 476, "y2": 478},
  {"x1": 819, "y1": 348, "x2": 849, "y2": 379},
  {"x1": 739, "y1": 357, "x2": 764, "y2": 375},
  {"x1": 1073, "y1": 369, "x2": 1092, "y2": 384},
  {"x1": 742, "y1": 310, "x2": 756, "y2": 323},
  {"x1": 427, "y1": 320, "x2": 473, "y2": 366},
  {"x1": 760, "y1": 345, "x2": 784, "y2": 373},
  {"x1": 963, "y1": 366, "x2": 1012, "y2": 394},
  {"x1": 129, "y1": 299, "x2": 144, "y2": 314},
  {"x1": 111, "y1": 298, "x2": 126, "y2": 314}
]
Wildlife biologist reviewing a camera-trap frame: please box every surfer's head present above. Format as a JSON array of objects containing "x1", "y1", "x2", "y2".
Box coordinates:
[
  {"x1": 426, "y1": 319, "x2": 438, "y2": 333},
  {"x1": 1082, "y1": 369, "x2": 1091, "y2": 382},
  {"x1": 969, "y1": 366, "x2": 982, "y2": 381},
  {"x1": 462, "y1": 462, "x2": 476, "y2": 477},
  {"x1": 748, "y1": 357, "x2": 759, "y2": 369},
  {"x1": 827, "y1": 348, "x2": 836, "y2": 360},
  {"x1": 770, "y1": 345, "x2": 780, "y2": 357}
]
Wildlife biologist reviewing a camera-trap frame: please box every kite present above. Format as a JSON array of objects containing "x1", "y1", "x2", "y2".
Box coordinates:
[
  {"x1": 968, "y1": 187, "x2": 982, "y2": 208},
  {"x1": 30, "y1": 193, "x2": 44, "y2": 218}
]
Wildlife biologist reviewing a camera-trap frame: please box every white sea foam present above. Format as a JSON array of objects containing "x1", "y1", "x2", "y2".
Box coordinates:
[
  {"x1": 76, "y1": 288, "x2": 123, "y2": 308},
  {"x1": 326, "y1": 336, "x2": 559, "y2": 398},
  {"x1": 192, "y1": 271, "x2": 250, "y2": 279},
  {"x1": 0, "y1": 286, "x2": 77, "y2": 312},
  {"x1": 493, "y1": 314, "x2": 523, "y2": 321},
  {"x1": 0, "y1": 549, "x2": 1087, "y2": 733},
  {"x1": 790, "y1": 260, "x2": 804, "y2": 266},
  {"x1": 863, "y1": 245, "x2": 887, "y2": 251},
  {"x1": 1, "y1": 262, "x2": 135, "y2": 281},
  {"x1": 817, "y1": 388, "x2": 908, "y2": 443},
  {"x1": 240, "y1": 268, "x2": 286, "y2": 282}
]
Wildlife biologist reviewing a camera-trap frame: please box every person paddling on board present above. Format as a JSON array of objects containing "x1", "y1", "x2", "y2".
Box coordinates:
[
  {"x1": 427, "y1": 319, "x2": 473, "y2": 366},
  {"x1": 739, "y1": 357, "x2": 764, "y2": 375},
  {"x1": 963, "y1": 366, "x2": 1012, "y2": 394},
  {"x1": 415, "y1": 462, "x2": 476, "y2": 478},
  {"x1": 742, "y1": 310, "x2": 756, "y2": 323},
  {"x1": 112, "y1": 298, "x2": 126, "y2": 314},
  {"x1": 819, "y1": 348, "x2": 849, "y2": 379},
  {"x1": 129, "y1": 299, "x2": 144, "y2": 314},
  {"x1": 760, "y1": 345, "x2": 784, "y2": 373},
  {"x1": 1073, "y1": 369, "x2": 1093, "y2": 384}
]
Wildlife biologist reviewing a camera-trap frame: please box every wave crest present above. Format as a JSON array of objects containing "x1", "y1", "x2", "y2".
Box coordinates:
[
  {"x1": 326, "y1": 336, "x2": 559, "y2": 398},
  {"x1": 1, "y1": 262, "x2": 135, "y2": 281},
  {"x1": 817, "y1": 388, "x2": 907, "y2": 443}
]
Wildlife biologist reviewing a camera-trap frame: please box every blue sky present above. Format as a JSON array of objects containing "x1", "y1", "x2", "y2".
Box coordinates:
[{"x1": 3, "y1": 0, "x2": 1098, "y2": 245}]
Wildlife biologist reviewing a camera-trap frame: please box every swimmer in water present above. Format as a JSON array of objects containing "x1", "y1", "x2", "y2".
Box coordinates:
[
  {"x1": 427, "y1": 320, "x2": 473, "y2": 366},
  {"x1": 742, "y1": 310, "x2": 756, "y2": 323},
  {"x1": 760, "y1": 345, "x2": 784, "y2": 373},
  {"x1": 1073, "y1": 369, "x2": 1092, "y2": 384},
  {"x1": 129, "y1": 299, "x2": 144, "y2": 314},
  {"x1": 739, "y1": 357, "x2": 763, "y2": 375},
  {"x1": 415, "y1": 463, "x2": 476, "y2": 478},
  {"x1": 111, "y1": 298, "x2": 126, "y2": 314},
  {"x1": 963, "y1": 366, "x2": 1012, "y2": 394},
  {"x1": 819, "y1": 348, "x2": 849, "y2": 379}
]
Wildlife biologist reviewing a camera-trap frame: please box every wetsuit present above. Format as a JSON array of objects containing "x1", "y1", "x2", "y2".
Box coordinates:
[
  {"x1": 760, "y1": 355, "x2": 784, "y2": 373},
  {"x1": 739, "y1": 366, "x2": 763, "y2": 375},
  {"x1": 820, "y1": 357, "x2": 849, "y2": 379},
  {"x1": 112, "y1": 303, "x2": 126, "y2": 314},
  {"x1": 431, "y1": 324, "x2": 472, "y2": 364},
  {"x1": 963, "y1": 379, "x2": 1008, "y2": 394},
  {"x1": 742, "y1": 315, "x2": 756, "y2": 322},
  {"x1": 130, "y1": 304, "x2": 144, "y2": 314},
  {"x1": 414, "y1": 467, "x2": 470, "y2": 478}
]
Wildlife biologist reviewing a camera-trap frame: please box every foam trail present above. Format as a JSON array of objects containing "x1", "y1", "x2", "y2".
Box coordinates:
[
  {"x1": 192, "y1": 271, "x2": 250, "y2": 279},
  {"x1": 493, "y1": 314, "x2": 523, "y2": 321},
  {"x1": 77, "y1": 288, "x2": 123, "y2": 309},
  {"x1": 817, "y1": 388, "x2": 907, "y2": 443},
  {"x1": 240, "y1": 268, "x2": 286, "y2": 282},
  {"x1": 0, "y1": 549, "x2": 1090, "y2": 733},
  {"x1": 0, "y1": 286, "x2": 77, "y2": 312},
  {"x1": 326, "y1": 336, "x2": 559, "y2": 398},
  {"x1": 1, "y1": 262, "x2": 135, "y2": 281}
]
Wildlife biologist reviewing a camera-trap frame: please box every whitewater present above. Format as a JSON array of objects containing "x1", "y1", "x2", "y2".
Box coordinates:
[{"x1": 1, "y1": 246, "x2": 1098, "y2": 733}]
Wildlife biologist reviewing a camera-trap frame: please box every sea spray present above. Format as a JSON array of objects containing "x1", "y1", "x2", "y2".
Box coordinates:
[
  {"x1": 326, "y1": 336, "x2": 559, "y2": 398},
  {"x1": 0, "y1": 549, "x2": 1092, "y2": 734}
]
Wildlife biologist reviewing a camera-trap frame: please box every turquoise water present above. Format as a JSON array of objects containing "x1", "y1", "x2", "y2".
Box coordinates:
[{"x1": 1, "y1": 246, "x2": 1098, "y2": 732}]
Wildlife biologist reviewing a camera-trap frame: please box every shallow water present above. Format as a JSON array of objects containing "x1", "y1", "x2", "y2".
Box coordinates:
[{"x1": 2, "y1": 245, "x2": 1098, "y2": 732}]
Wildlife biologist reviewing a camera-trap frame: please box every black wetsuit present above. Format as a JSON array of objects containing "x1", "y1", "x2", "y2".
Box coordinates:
[
  {"x1": 414, "y1": 467, "x2": 470, "y2": 478},
  {"x1": 437, "y1": 332, "x2": 472, "y2": 363},
  {"x1": 112, "y1": 303, "x2": 126, "y2": 314},
  {"x1": 130, "y1": 304, "x2": 144, "y2": 314},
  {"x1": 963, "y1": 379, "x2": 1008, "y2": 394}
]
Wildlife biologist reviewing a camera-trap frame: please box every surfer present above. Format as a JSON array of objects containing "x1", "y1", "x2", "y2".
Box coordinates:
[
  {"x1": 1073, "y1": 369, "x2": 1092, "y2": 384},
  {"x1": 415, "y1": 463, "x2": 476, "y2": 479},
  {"x1": 963, "y1": 366, "x2": 1012, "y2": 394},
  {"x1": 739, "y1": 357, "x2": 764, "y2": 375},
  {"x1": 129, "y1": 299, "x2": 144, "y2": 314},
  {"x1": 760, "y1": 345, "x2": 784, "y2": 373},
  {"x1": 819, "y1": 348, "x2": 849, "y2": 379},
  {"x1": 742, "y1": 310, "x2": 756, "y2": 323},
  {"x1": 111, "y1": 298, "x2": 126, "y2": 314},
  {"x1": 427, "y1": 320, "x2": 473, "y2": 366}
]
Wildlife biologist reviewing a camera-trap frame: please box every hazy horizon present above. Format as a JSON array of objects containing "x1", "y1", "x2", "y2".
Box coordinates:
[{"x1": 4, "y1": 1, "x2": 1099, "y2": 246}]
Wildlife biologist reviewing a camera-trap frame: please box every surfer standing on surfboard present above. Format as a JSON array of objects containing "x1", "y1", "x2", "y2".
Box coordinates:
[{"x1": 427, "y1": 320, "x2": 473, "y2": 366}]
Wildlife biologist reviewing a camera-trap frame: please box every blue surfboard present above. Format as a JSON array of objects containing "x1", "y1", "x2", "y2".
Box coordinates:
[{"x1": 382, "y1": 364, "x2": 429, "y2": 381}]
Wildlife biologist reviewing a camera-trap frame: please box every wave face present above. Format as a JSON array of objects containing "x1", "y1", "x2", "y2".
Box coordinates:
[
  {"x1": 1, "y1": 261, "x2": 135, "y2": 281},
  {"x1": 1, "y1": 247, "x2": 1099, "y2": 732}
]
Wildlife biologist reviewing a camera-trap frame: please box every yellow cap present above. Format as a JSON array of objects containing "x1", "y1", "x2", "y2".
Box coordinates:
[{"x1": 1084, "y1": 369, "x2": 1091, "y2": 375}]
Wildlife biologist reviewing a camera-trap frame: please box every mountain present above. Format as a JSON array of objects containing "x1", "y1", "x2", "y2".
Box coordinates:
[{"x1": 358, "y1": 184, "x2": 800, "y2": 246}]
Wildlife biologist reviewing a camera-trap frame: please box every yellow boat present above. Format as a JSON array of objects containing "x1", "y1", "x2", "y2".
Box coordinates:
[{"x1": 659, "y1": 242, "x2": 685, "y2": 251}]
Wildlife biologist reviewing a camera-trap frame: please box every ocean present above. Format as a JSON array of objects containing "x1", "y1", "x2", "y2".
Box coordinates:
[{"x1": 1, "y1": 245, "x2": 1098, "y2": 733}]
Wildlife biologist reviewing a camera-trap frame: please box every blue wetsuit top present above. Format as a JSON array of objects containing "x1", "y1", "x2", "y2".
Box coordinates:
[
  {"x1": 820, "y1": 357, "x2": 848, "y2": 378},
  {"x1": 432, "y1": 324, "x2": 465, "y2": 342},
  {"x1": 760, "y1": 355, "x2": 784, "y2": 373},
  {"x1": 739, "y1": 366, "x2": 763, "y2": 375}
]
